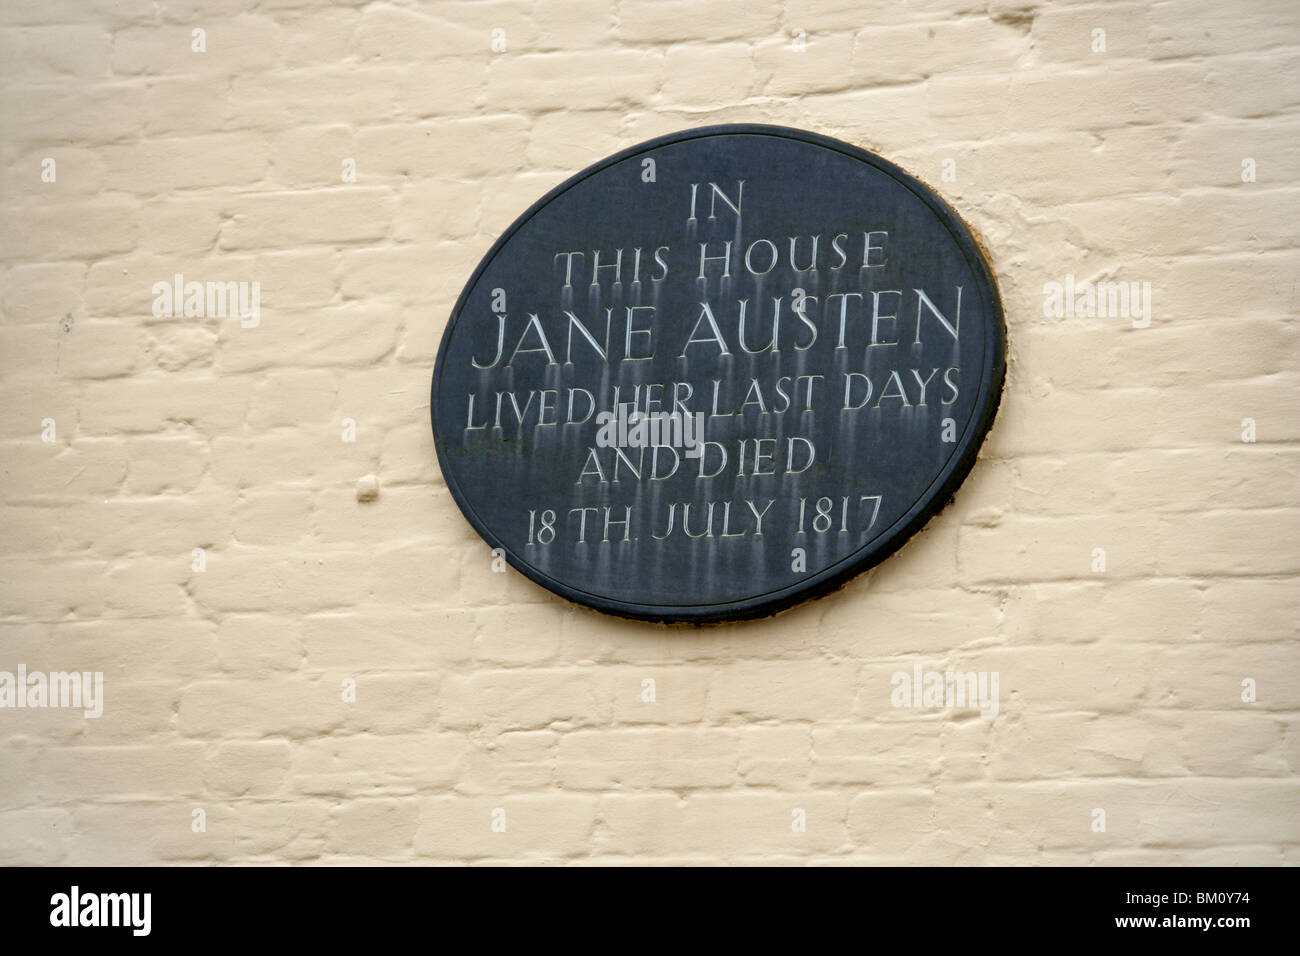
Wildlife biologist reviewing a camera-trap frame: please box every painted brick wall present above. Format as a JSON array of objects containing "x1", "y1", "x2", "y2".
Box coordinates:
[{"x1": 1, "y1": 0, "x2": 1297, "y2": 864}]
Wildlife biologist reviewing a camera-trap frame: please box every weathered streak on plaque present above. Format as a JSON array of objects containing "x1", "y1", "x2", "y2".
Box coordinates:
[{"x1": 431, "y1": 125, "x2": 1005, "y2": 622}]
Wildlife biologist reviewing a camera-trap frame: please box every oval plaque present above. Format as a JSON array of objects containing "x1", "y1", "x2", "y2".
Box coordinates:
[{"x1": 431, "y1": 125, "x2": 1004, "y2": 622}]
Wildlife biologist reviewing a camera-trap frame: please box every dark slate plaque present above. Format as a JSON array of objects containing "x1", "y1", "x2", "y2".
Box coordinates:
[{"x1": 431, "y1": 124, "x2": 1005, "y2": 622}]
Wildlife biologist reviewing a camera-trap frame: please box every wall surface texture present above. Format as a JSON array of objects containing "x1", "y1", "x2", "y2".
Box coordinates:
[{"x1": 1, "y1": 0, "x2": 1297, "y2": 865}]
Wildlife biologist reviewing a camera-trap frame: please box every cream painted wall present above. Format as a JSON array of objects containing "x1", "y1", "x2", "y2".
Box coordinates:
[{"x1": 1, "y1": 0, "x2": 1297, "y2": 864}]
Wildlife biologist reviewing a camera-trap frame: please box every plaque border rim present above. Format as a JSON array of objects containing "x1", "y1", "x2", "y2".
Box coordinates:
[{"x1": 430, "y1": 123, "x2": 1007, "y2": 624}]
